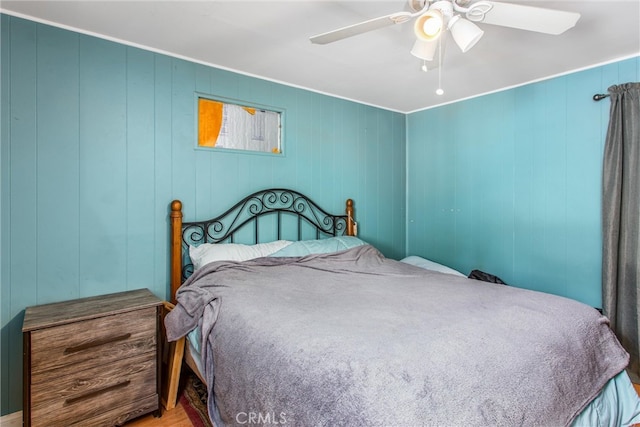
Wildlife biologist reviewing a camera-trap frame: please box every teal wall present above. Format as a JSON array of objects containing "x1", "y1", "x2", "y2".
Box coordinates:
[
  {"x1": 2, "y1": 11, "x2": 638, "y2": 418},
  {"x1": 407, "y1": 56, "x2": 640, "y2": 309},
  {"x1": 0, "y1": 15, "x2": 406, "y2": 414}
]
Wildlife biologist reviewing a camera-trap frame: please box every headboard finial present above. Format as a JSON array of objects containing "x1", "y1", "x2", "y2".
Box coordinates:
[
  {"x1": 170, "y1": 199, "x2": 184, "y2": 303},
  {"x1": 346, "y1": 198, "x2": 356, "y2": 236}
]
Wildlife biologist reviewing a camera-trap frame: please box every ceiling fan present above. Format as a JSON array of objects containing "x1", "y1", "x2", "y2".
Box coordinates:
[{"x1": 310, "y1": 0, "x2": 580, "y2": 66}]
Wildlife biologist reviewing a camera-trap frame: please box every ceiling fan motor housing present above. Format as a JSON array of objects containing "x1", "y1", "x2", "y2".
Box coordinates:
[{"x1": 431, "y1": 1, "x2": 454, "y2": 18}]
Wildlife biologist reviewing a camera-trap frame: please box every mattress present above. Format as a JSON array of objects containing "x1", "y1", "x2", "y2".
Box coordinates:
[{"x1": 169, "y1": 249, "x2": 640, "y2": 426}]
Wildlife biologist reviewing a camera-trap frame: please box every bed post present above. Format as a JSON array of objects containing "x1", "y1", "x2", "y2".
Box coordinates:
[
  {"x1": 346, "y1": 199, "x2": 356, "y2": 236},
  {"x1": 170, "y1": 200, "x2": 183, "y2": 303}
]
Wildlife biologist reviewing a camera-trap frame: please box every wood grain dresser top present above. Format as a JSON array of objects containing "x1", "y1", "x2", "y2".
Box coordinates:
[{"x1": 22, "y1": 288, "x2": 163, "y2": 332}]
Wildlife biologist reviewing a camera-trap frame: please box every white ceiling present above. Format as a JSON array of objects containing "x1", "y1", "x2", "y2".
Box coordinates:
[{"x1": 2, "y1": 0, "x2": 639, "y2": 113}]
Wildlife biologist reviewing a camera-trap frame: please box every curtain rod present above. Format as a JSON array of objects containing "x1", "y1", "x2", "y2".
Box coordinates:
[{"x1": 593, "y1": 93, "x2": 610, "y2": 101}]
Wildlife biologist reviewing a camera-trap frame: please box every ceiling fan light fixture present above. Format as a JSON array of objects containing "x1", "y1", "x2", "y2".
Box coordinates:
[
  {"x1": 414, "y1": 10, "x2": 444, "y2": 41},
  {"x1": 410, "y1": 39, "x2": 438, "y2": 61},
  {"x1": 448, "y1": 15, "x2": 484, "y2": 53}
]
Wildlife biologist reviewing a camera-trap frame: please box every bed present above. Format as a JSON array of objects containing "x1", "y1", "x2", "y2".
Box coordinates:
[{"x1": 165, "y1": 188, "x2": 640, "y2": 427}]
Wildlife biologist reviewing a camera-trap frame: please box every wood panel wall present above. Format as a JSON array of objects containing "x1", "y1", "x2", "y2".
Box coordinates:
[
  {"x1": 2, "y1": 11, "x2": 637, "y2": 418},
  {"x1": 0, "y1": 15, "x2": 406, "y2": 415},
  {"x1": 407, "y1": 56, "x2": 640, "y2": 309}
]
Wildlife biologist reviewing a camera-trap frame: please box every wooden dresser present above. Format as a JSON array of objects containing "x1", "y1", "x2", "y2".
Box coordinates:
[{"x1": 22, "y1": 288, "x2": 163, "y2": 427}]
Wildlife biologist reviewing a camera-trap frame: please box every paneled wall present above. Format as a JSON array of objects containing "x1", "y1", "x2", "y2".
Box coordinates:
[
  {"x1": 407, "y1": 56, "x2": 640, "y2": 309},
  {"x1": 0, "y1": 15, "x2": 406, "y2": 414},
  {"x1": 2, "y1": 11, "x2": 637, "y2": 418}
]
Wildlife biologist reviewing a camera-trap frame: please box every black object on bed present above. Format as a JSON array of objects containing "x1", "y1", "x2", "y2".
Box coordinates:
[{"x1": 468, "y1": 269, "x2": 508, "y2": 285}]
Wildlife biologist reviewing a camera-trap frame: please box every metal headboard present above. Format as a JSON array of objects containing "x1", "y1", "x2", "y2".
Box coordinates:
[{"x1": 170, "y1": 188, "x2": 355, "y2": 301}]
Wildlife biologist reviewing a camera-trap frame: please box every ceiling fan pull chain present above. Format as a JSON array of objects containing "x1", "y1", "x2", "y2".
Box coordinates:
[{"x1": 436, "y1": 35, "x2": 444, "y2": 95}]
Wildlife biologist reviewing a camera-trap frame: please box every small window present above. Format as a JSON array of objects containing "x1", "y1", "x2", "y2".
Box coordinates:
[{"x1": 197, "y1": 95, "x2": 283, "y2": 155}]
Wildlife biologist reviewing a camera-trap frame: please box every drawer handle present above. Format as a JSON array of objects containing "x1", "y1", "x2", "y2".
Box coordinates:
[
  {"x1": 64, "y1": 333, "x2": 132, "y2": 354},
  {"x1": 64, "y1": 380, "x2": 131, "y2": 405}
]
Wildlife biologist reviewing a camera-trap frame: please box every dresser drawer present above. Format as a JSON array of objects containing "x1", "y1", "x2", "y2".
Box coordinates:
[
  {"x1": 30, "y1": 352, "x2": 157, "y2": 426},
  {"x1": 69, "y1": 393, "x2": 160, "y2": 427},
  {"x1": 30, "y1": 307, "x2": 156, "y2": 374}
]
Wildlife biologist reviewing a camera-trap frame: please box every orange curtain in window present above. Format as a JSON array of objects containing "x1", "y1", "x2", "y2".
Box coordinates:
[{"x1": 198, "y1": 99, "x2": 224, "y2": 147}]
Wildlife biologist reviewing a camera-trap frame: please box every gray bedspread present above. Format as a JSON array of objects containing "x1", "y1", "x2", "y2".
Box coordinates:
[{"x1": 165, "y1": 245, "x2": 629, "y2": 427}]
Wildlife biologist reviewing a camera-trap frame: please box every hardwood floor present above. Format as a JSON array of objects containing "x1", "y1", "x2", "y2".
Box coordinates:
[{"x1": 125, "y1": 402, "x2": 194, "y2": 427}]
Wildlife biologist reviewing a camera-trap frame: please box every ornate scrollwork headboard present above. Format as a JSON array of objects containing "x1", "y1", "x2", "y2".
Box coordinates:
[{"x1": 170, "y1": 188, "x2": 355, "y2": 302}]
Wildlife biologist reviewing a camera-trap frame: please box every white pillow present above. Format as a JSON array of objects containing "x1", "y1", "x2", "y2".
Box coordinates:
[
  {"x1": 400, "y1": 256, "x2": 466, "y2": 277},
  {"x1": 269, "y1": 236, "x2": 367, "y2": 257},
  {"x1": 189, "y1": 240, "x2": 292, "y2": 270}
]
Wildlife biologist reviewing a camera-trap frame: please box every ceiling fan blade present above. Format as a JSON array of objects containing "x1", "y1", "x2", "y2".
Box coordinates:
[
  {"x1": 310, "y1": 12, "x2": 411, "y2": 45},
  {"x1": 468, "y1": 1, "x2": 580, "y2": 35}
]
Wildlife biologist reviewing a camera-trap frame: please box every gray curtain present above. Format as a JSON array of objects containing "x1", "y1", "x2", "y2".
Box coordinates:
[{"x1": 602, "y1": 82, "x2": 640, "y2": 378}]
